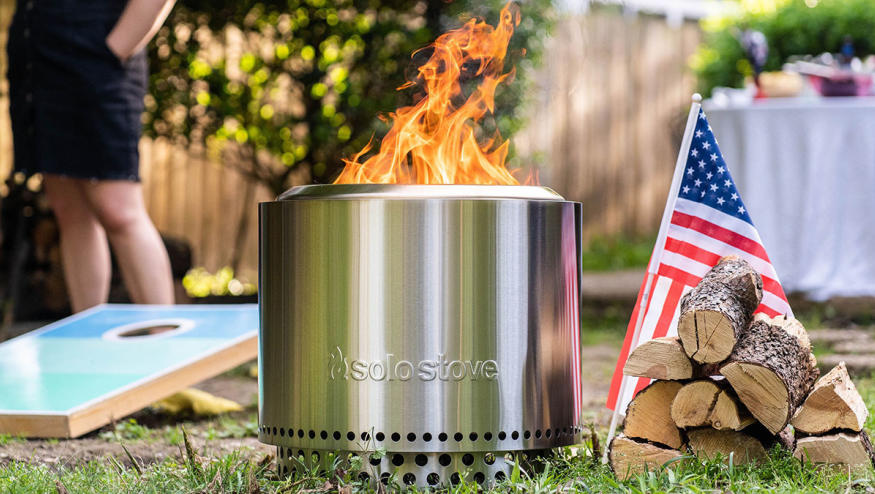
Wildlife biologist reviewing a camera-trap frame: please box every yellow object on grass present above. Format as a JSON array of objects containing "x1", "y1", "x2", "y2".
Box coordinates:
[{"x1": 153, "y1": 388, "x2": 242, "y2": 415}]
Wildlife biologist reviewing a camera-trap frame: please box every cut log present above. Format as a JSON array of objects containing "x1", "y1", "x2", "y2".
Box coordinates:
[
  {"x1": 624, "y1": 336, "x2": 694, "y2": 380},
  {"x1": 608, "y1": 435, "x2": 684, "y2": 480},
  {"x1": 687, "y1": 429, "x2": 767, "y2": 464},
  {"x1": 794, "y1": 431, "x2": 875, "y2": 469},
  {"x1": 671, "y1": 380, "x2": 722, "y2": 428},
  {"x1": 670, "y1": 379, "x2": 755, "y2": 431},
  {"x1": 677, "y1": 256, "x2": 763, "y2": 364},
  {"x1": 624, "y1": 380, "x2": 684, "y2": 449},
  {"x1": 720, "y1": 315, "x2": 819, "y2": 434},
  {"x1": 791, "y1": 362, "x2": 868, "y2": 435},
  {"x1": 710, "y1": 388, "x2": 756, "y2": 431}
]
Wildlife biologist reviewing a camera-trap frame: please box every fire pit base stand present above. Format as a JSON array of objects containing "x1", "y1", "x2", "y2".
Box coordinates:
[{"x1": 275, "y1": 446, "x2": 571, "y2": 488}]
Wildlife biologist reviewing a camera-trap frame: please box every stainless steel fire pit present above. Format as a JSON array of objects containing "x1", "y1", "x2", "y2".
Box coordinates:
[{"x1": 258, "y1": 184, "x2": 583, "y2": 488}]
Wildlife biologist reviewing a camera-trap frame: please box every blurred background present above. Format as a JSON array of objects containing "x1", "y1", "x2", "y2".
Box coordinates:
[{"x1": 2, "y1": 0, "x2": 874, "y2": 324}]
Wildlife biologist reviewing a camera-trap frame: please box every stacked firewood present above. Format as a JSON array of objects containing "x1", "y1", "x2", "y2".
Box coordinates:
[{"x1": 609, "y1": 256, "x2": 875, "y2": 480}]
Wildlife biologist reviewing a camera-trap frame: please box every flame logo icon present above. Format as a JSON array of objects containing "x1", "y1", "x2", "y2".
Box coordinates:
[{"x1": 328, "y1": 346, "x2": 349, "y2": 380}]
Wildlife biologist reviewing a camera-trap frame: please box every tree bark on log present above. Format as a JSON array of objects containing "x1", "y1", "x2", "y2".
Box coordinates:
[
  {"x1": 608, "y1": 435, "x2": 684, "y2": 480},
  {"x1": 686, "y1": 428, "x2": 767, "y2": 464},
  {"x1": 720, "y1": 315, "x2": 819, "y2": 434},
  {"x1": 623, "y1": 380, "x2": 684, "y2": 449},
  {"x1": 623, "y1": 336, "x2": 695, "y2": 380},
  {"x1": 794, "y1": 431, "x2": 875, "y2": 469},
  {"x1": 677, "y1": 256, "x2": 763, "y2": 364},
  {"x1": 791, "y1": 362, "x2": 868, "y2": 435}
]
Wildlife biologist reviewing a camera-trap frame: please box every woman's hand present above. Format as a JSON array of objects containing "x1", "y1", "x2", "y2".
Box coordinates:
[
  {"x1": 105, "y1": 0, "x2": 176, "y2": 62},
  {"x1": 105, "y1": 32, "x2": 129, "y2": 62}
]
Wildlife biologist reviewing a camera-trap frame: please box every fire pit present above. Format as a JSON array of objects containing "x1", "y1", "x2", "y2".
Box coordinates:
[{"x1": 258, "y1": 184, "x2": 583, "y2": 487}]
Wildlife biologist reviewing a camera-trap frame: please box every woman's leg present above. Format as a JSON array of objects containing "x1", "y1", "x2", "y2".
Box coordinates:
[
  {"x1": 43, "y1": 175, "x2": 112, "y2": 312},
  {"x1": 81, "y1": 180, "x2": 174, "y2": 305}
]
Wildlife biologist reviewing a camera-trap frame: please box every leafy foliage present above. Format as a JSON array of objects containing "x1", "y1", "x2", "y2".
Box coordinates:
[
  {"x1": 145, "y1": 0, "x2": 554, "y2": 195},
  {"x1": 692, "y1": 0, "x2": 875, "y2": 96}
]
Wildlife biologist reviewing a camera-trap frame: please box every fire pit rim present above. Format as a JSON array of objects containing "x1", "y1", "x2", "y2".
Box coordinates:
[{"x1": 276, "y1": 184, "x2": 565, "y2": 202}]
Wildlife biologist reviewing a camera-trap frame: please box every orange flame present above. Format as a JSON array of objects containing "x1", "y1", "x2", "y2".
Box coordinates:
[{"x1": 334, "y1": 2, "x2": 532, "y2": 185}]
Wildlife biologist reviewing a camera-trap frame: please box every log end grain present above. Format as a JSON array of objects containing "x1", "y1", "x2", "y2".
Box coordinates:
[
  {"x1": 677, "y1": 257, "x2": 763, "y2": 364},
  {"x1": 687, "y1": 428, "x2": 767, "y2": 464},
  {"x1": 678, "y1": 310, "x2": 737, "y2": 364},
  {"x1": 623, "y1": 336, "x2": 694, "y2": 380},
  {"x1": 791, "y1": 362, "x2": 868, "y2": 435},
  {"x1": 671, "y1": 380, "x2": 721, "y2": 428},
  {"x1": 710, "y1": 389, "x2": 756, "y2": 431},
  {"x1": 721, "y1": 361, "x2": 789, "y2": 435},
  {"x1": 624, "y1": 380, "x2": 685, "y2": 449},
  {"x1": 794, "y1": 431, "x2": 875, "y2": 470},
  {"x1": 608, "y1": 435, "x2": 685, "y2": 480}
]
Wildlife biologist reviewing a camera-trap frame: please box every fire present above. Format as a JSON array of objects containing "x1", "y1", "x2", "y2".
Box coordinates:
[{"x1": 334, "y1": 2, "x2": 533, "y2": 185}]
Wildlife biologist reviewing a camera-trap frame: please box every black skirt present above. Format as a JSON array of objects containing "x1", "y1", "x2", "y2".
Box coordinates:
[{"x1": 7, "y1": 0, "x2": 147, "y2": 182}]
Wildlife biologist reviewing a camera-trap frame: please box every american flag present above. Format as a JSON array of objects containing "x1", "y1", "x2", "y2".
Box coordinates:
[{"x1": 605, "y1": 107, "x2": 791, "y2": 414}]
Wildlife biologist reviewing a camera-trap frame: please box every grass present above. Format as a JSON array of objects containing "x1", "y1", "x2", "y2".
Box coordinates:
[
  {"x1": 1, "y1": 441, "x2": 873, "y2": 493},
  {"x1": 2, "y1": 298, "x2": 874, "y2": 492},
  {"x1": 582, "y1": 235, "x2": 654, "y2": 272}
]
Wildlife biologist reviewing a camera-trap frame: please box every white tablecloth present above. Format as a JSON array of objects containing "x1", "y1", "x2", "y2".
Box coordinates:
[{"x1": 705, "y1": 97, "x2": 875, "y2": 300}]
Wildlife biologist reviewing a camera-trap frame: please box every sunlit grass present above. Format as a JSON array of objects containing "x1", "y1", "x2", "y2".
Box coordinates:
[{"x1": 2, "y1": 441, "x2": 874, "y2": 493}]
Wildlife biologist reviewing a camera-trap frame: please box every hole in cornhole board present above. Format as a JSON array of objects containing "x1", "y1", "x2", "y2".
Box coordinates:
[
  {"x1": 102, "y1": 318, "x2": 195, "y2": 341},
  {"x1": 120, "y1": 325, "x2": 178, "y2": 337}
]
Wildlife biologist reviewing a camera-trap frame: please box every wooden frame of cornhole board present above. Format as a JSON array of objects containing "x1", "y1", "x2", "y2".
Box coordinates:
[{"x1": 0, "y1": 304, "x2": 258, "y2": 438}]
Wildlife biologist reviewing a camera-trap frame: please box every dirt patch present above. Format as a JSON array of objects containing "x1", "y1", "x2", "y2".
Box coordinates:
[
  {"x1": 581, "y1": 343, "x2": 620, "y2": 427},
  {"x1": 0, "y1": 435, "x2": 270, "y2": 469}
]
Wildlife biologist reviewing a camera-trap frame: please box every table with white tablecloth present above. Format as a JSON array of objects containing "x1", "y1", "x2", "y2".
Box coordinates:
[{"x1": 705, "y1": 97, "x2": 875, "y2": 300}]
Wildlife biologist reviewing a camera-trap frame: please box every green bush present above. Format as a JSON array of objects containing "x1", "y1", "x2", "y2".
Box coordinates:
[
  {"x1": 692, "y1": 0, "x2": 875, "y2": 96},
  {"x1": 145, "y1": 0, "x2": 554, "y2": 195}
]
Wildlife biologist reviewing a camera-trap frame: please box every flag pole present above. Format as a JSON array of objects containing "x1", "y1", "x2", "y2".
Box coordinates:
[
  {"x1": 649, "y1": 93, "x2": 703, "y2": 274},
  {"x1": 601, "y1": 94, "x2": 703, "y2": 464}
]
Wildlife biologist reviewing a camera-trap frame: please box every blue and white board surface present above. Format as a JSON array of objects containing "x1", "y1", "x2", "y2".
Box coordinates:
[{"x1": 0, "y1": 304, "x2": 258, "y2": 438}]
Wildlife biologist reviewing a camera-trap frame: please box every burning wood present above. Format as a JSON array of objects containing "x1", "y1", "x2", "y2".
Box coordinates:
[
  {"x1": 609, "y1": 258, "x2": 875, "y2": 477},
  {"x1": 333, "y1": 2, "x2": 532, "y2": 185}
]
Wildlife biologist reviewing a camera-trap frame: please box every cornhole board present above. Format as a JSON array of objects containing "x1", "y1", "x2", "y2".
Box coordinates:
[{"x1": 0, "y1": 304, "x2": 258, "y2": 438}]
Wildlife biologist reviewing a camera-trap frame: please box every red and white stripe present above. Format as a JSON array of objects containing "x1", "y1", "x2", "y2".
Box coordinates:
[
  {"x1": 606, "y1": 198, "x2": 790, "y2": 412},
  {"x1": 562, "y1": 209, "x2": 583, "y2": 420}
]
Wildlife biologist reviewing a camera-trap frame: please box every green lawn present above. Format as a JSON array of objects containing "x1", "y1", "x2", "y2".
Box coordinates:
[
  {"x1": 2, "y1": 301, "x2": 874, "y2": 492},
  {"x1": 4, "y1": 368, "x2": 875, "y2": 494},
  {"x1": 2, "y1": 441, "x2": 873, "y2": 493}
]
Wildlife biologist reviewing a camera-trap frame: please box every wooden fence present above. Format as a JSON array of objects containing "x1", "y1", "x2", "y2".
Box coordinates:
[
  {"x1": 0, "y1": 8, "x2": 702, "y2": 279},
  {"x1": 515, "y1": 10, "x2": 702, "y2": 241}
]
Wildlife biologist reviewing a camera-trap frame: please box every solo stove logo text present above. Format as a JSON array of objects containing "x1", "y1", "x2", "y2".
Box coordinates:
[{"x1": 328, "y1": 347, "x2": 499, "y2": 382}]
